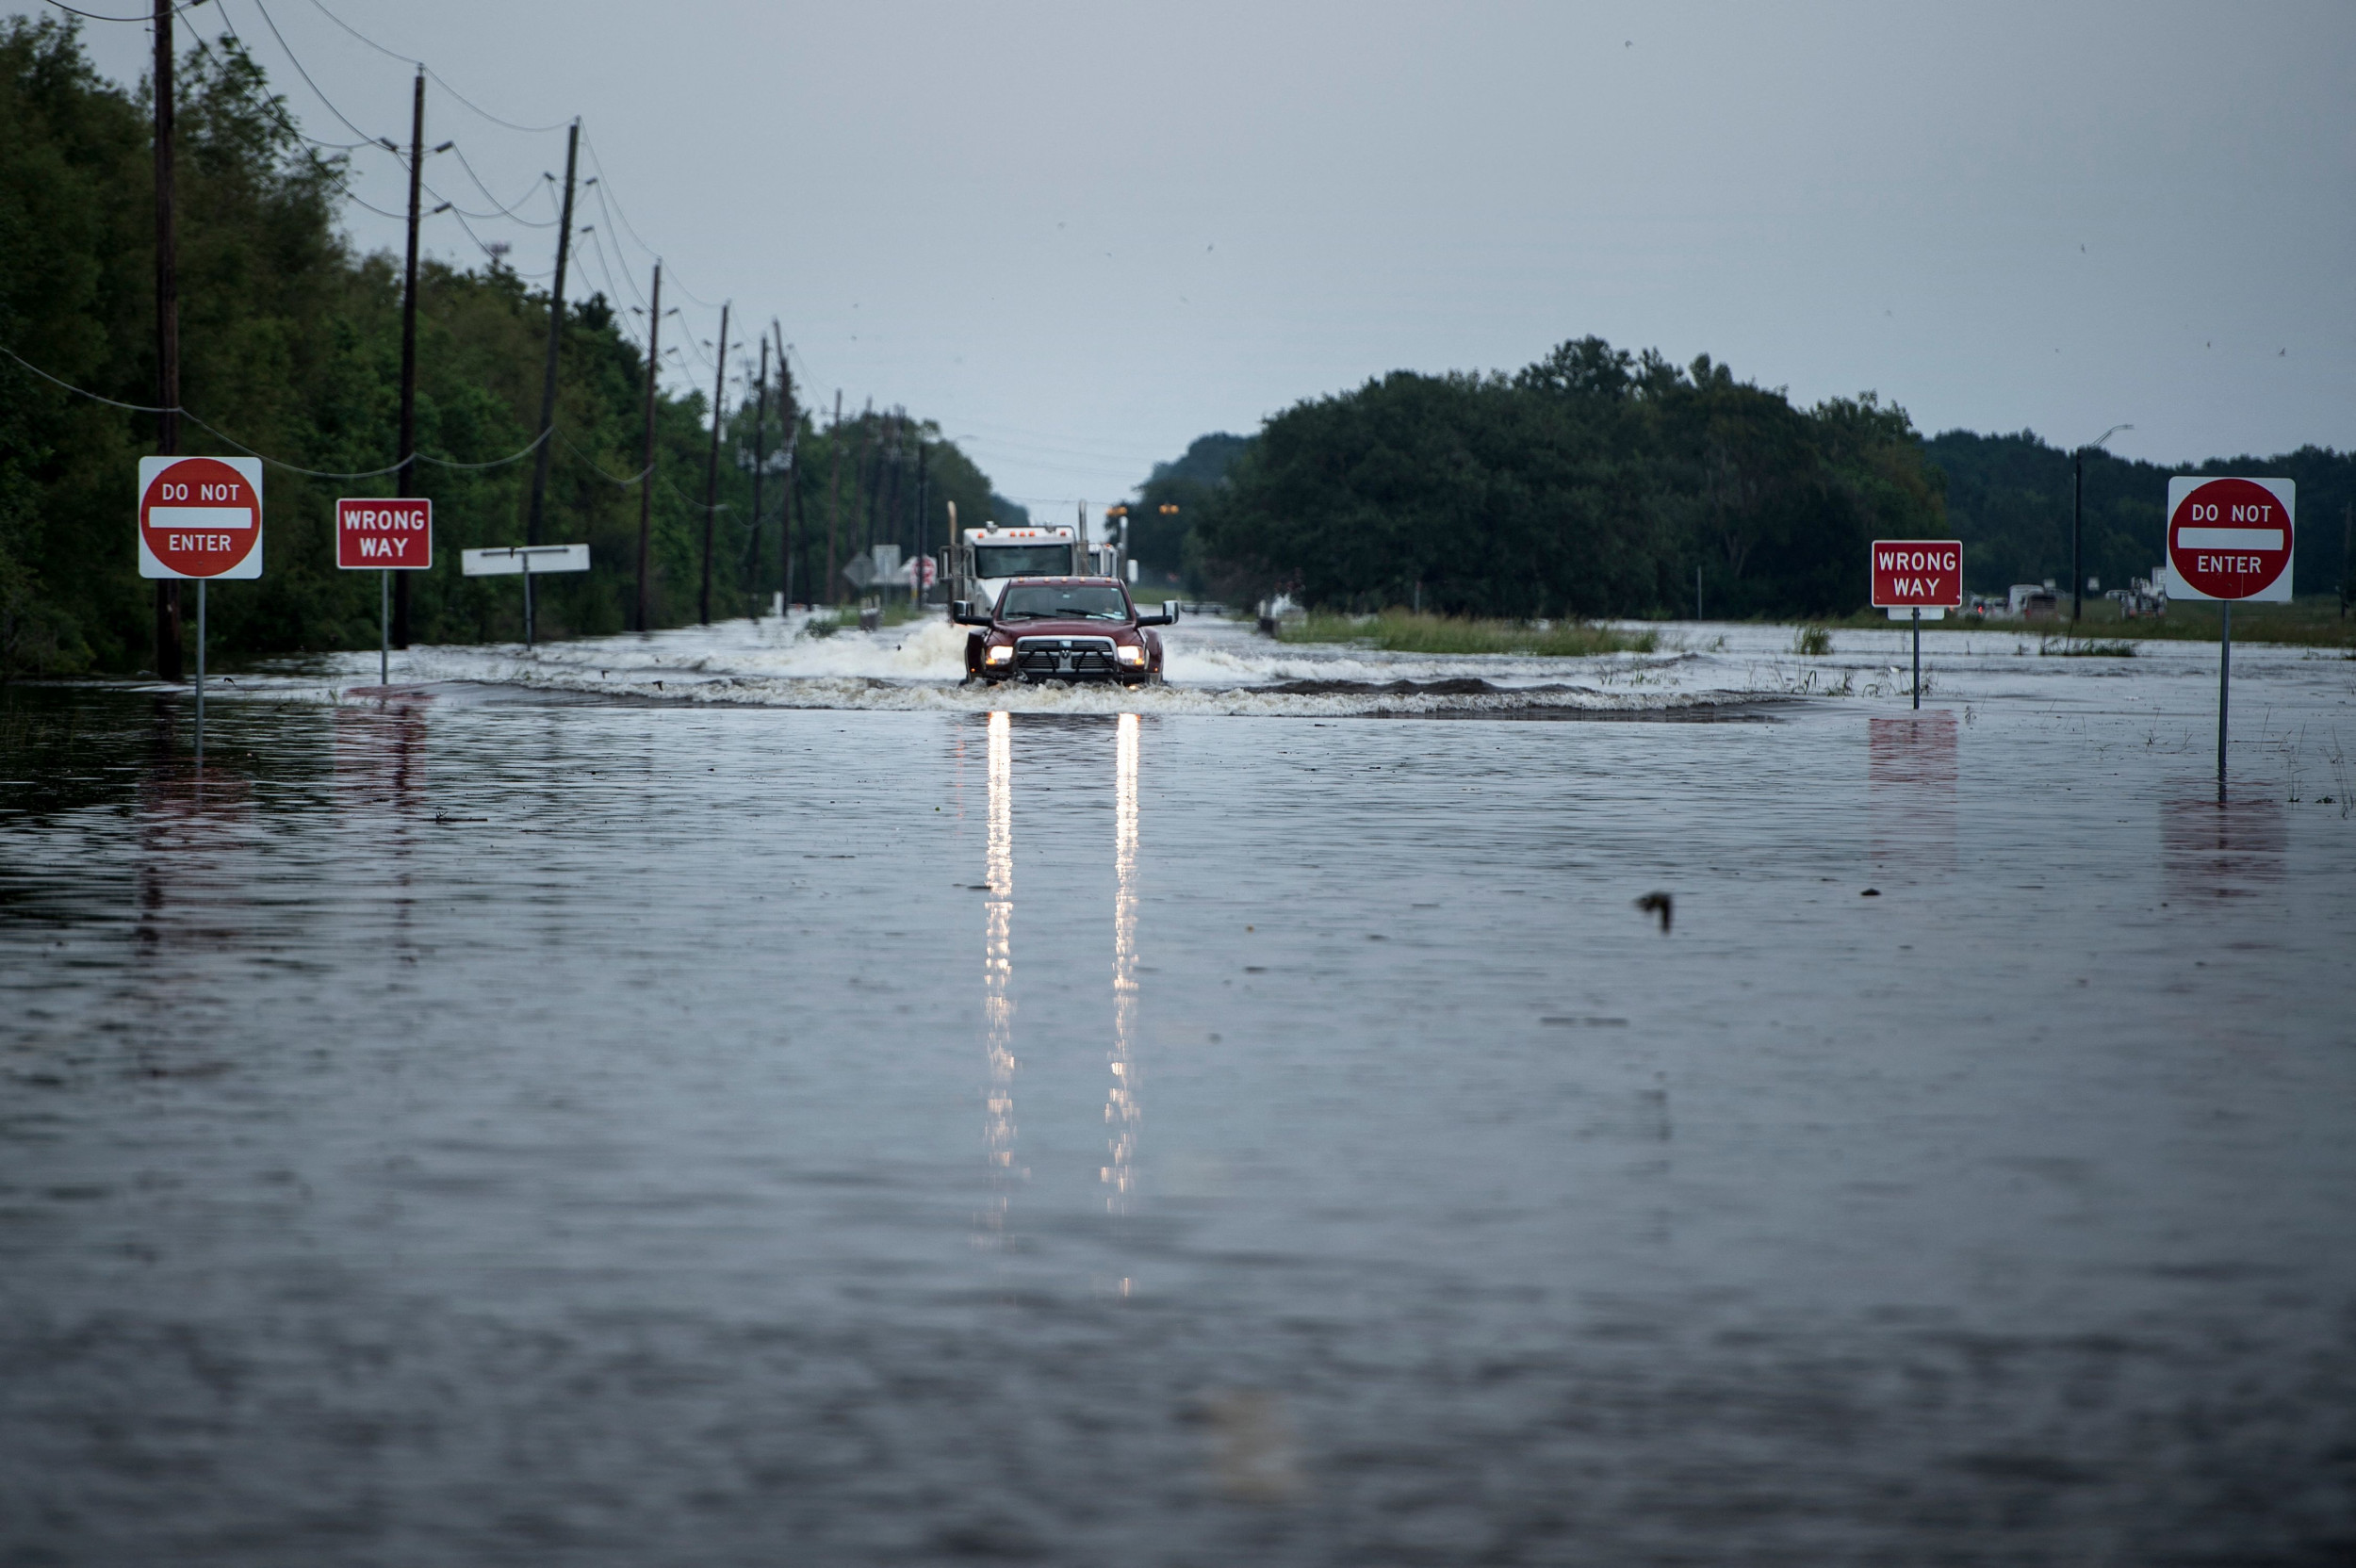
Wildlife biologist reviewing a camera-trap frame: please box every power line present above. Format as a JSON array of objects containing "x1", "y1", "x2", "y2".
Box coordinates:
[
  {"x1": 299, "y1": 0, "x2": 567, "y2": 134},
  {"x1": 242, "y1": 0, "x2": 384, "y2": 145},
  {"x1": 41, "y1": 0, "x2": 205, "y2": 22},
  {"x1": 434, "y1": 144, "x2": 558, "y2": 225},
  {"x1": 0, "y1": 341, "x2": 553, "y2": 477}
]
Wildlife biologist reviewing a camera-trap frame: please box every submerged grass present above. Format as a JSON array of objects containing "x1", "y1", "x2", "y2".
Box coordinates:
[
  {"x1": 1279, "y1": 610, "x2": 1657, "y2": 657},
  {"x1": 1811, "y1": 596, "x2": 2353, "y2": 648},
  {"x1": 2040, "y1": 635, "x2": 2136, "y2": 658}
]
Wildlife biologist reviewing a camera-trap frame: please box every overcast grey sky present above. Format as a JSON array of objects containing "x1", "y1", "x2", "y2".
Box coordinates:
[{"x1": 31, "y1": 0, "x2": 2356, "y2": 508}]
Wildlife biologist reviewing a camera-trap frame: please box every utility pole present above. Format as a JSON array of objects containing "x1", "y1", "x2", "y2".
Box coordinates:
[
  {"x1": 392, "y1": 67, "x2": 425, "y2": 649},
  {"x1": 634, "y1": 262, "x2": 660, "y2": 632},
  {"x1": 2072, "y1": 424, "x2": 2131, "y2": 627},
  {"x1": 826, "y1": 390, "x2": 842, "y2": 605},
  {"x1": 915, "y1": 435, "x2": 929, "y2": 604},
  {"x1": 699, "y1": 302, "x2": 728, "y2": 624},
  {"x1": 776, "y1": 323, "x2": 796, "y2": 611},
  {"x1": 2071, "y1": 447, "x2": 2084, "y2": 625},
  {"x1": 525, "y1": 121, "x2": 580, "y2": 560},
  {"x1": 859, "y1": 403, "x2": 881, "y2": 564},
  {"x1": 152, "y1": 0, "x2": 182, "y2": 681},
  {"x1": 2341, "y1": 501, "x2": 2351, "y2": 621},
  {"x1": 748, "y1": 334, "x2": 768, "y2": 612}
]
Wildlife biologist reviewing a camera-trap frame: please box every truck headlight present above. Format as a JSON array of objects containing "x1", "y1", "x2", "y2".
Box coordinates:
[
  {"x1": 985, "y1": 644, "x2": 1014, "y2": 665},
  {"x1": 1115, "y1": 645, "x2": 1146, "y2": 665}
]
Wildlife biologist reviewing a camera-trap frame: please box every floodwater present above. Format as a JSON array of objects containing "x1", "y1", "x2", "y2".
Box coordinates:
[{"x1": 3, "y1": 616, "x2": 2352, "y2": 1565}]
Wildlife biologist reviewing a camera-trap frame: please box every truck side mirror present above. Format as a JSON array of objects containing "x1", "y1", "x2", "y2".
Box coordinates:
[
  {"x1": 1163, "y1": 600, "x2": 1181, "y2": 624},
  {"x1": 952, "y1": 600, "x2": 993, "y2": 627}
]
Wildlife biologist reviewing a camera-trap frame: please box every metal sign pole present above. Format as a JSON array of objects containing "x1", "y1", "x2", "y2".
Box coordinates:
[
  {"x1": 2217, "y1": 601, "x2": 2232, "y2": 793},
  {"x1": 380, "y1": 566, "x2": 390, "y2": 685},
  {"x1": 1911, "y1": 607, "x2": 1922, "y2": 711},
  {"x1": 523, "y1": 556, "x2": 535, "y2": 649},
  {"x1": 194, "y1": 579, "x2": 206, "y2": 767}
]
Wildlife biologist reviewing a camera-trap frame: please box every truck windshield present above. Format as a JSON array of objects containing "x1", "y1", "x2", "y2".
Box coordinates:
[
  {"x1": 972, "y1": 545, "x2": 1072, "y2": 579},
  {"x1": 997, "y1": 583, "x2": 1131, "y2": 621}
]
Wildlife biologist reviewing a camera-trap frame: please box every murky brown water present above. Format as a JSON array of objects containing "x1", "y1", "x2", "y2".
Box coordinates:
[{"x1": 3, "y1": 633, "x2": 2352, "y2": 1564}]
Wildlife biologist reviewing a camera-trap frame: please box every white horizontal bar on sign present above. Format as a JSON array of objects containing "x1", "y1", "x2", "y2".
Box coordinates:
[
  {"x1": 2179, "y1": 527, "x2": 2283, "y2": 551},
  {"x1": 461, "y1": 544, "x2": 591, "y2": 576},
  {"x1": 151, "y1": 506, "x2": 253, "y2": 530},
  {"x1": 1888, "y1": 607, "x2": 1946, "y2": 620}
]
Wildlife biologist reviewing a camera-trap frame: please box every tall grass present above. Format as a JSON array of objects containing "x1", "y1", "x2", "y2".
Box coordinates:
[
  {"x1": 1817, "y1": 596, "x2": 2353, "y2": 649},
  {"x1": 1279, "y1": 610, "x2": 1656, "y2": 656}
]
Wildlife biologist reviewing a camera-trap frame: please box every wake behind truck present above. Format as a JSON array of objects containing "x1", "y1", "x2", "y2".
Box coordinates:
[{"x1": 943, "y1": 523, "x2": 1123, "y2": 612}]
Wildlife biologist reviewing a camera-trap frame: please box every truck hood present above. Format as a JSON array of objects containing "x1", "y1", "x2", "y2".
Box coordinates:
[{"x1": 990, "y1": 616, "x2": 1137, "y2": 637}]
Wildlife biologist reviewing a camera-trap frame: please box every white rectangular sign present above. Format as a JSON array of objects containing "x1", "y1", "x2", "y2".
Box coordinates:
[{"x1": 461, "y1": 545, "x2": 589, "y2": 577}]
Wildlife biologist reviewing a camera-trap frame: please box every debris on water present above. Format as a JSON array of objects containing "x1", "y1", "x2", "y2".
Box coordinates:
[
  {"x1": 1194, "y1": 1390, "x2": 1303, "y2": 1502},
  {"x1": 1635, "y1": 890, "x2": 1674, "y2": 933},
  {"x1": 1861, "y1": 888, "x2": 1881, "y2": 896},
  {"x1": 1542, "y1": 1016, "x2": 1629, "y2": 1027}
]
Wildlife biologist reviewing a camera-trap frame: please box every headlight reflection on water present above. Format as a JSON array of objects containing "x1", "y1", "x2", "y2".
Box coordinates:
[
  {"x1": 1105, "y1": 712, "x2": 1140, "y2": 1213},
  {"x1": 980, "y1": 710, "x2": 1017, "y2": 1249}
]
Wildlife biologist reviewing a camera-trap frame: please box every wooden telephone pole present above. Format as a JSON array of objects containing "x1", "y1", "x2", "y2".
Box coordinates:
[
  {"x1": 633, "y1": 262, "x2": 660, "y2": 632},
  {"x1": 747, "y1": 335, "x2": 768, "y2": 608},
  {"x1": 525, "y1": 122, "x2": 580, "y2": 555},
  {"x1": 775, "y1": 323, "x2": 796, "y2": 610},
  {"x1": 698, "y1": 302, "x2": 728, "y2": 624},
  {"x1": 392, "y1": 68, "x2": 425, "y2": 647},
  {"x1": 826, "y1": 390, "x2": 842, "y2": 604},
  {"x1": 152, "y1": 0, "x2": 182, "y2": 680}
]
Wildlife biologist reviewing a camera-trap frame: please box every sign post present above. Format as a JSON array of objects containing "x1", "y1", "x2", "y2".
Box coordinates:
[
  {"x1": 336, "y1": 498, "x2": 433, "y2": 685},
  {"x1": 139, "y1": 455, "x2": 264, "y2": 767},
  {"x1": 461, "y1": 545, "x2": 590, "y2": 647},
  {"x1": 1870, "y1": 539, "x2": 1963, "y2": 710},
  {"x1": 2163, "y1": 477, "x2": 2295, "y2": 793}
]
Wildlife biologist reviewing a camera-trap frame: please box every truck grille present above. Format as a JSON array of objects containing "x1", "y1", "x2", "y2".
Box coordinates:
[{"x1": 1013, "y1": 636, "x2": 1119, "y2": 679}]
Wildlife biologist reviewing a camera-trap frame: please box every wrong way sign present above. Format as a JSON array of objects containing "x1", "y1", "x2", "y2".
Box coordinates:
[
  {"x1": 139, "y1": 455, "x2": 263, "y2": 580},
  {"x1": 1871, "y1": 539, "x2": 1962, "y2": 612},
  {"x1": 2165, "y1": 477, "x2": 2294, "y2": 603},
  {"x1": 336, "y1": 497, "x2": 432, "y2": 569}
]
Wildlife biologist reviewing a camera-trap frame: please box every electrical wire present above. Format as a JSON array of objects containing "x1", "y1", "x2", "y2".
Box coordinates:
[
  {"x1": 178, "y1": 25, "x2": 378, "y2": 153},
  {"x1": 42, "y1": 0, "x2": 205, "y2": 23},
  {"x1": 0, "y1": 342, "x2": 556, "y2": 477},
  {"x1": 442, "y1": 143, "x2": 558, "y2": 225},
  {"x1": 242, "y1": 0, "x2": 384, "y2": 145},
  {"x1": 299, "y1": 0, "x2": 567, "y2": 134},
  {"x1": 556, "y1": 426, "x2": 651, "y2": 486},
  {"x1": 421, "y1": 176, "x2": 557, "y2": 227}
]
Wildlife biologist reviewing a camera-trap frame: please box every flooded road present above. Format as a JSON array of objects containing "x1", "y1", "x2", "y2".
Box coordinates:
[{"x1": 3, "y1": 619, "x2": 2353, "y2": 1564}]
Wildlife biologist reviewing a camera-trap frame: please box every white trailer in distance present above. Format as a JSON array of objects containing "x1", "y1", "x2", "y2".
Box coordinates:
[{"x1": 943, "y1": 522, "x2": 1122, "y2": 612}]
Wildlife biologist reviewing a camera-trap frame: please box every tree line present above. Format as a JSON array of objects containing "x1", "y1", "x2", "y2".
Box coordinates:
[
  {"x1": 1144, "y1": 342, "x2": 2352, "y2": 617},
  {"x1": 0, "y1": 18, "x2": 1011, "y2": 676}
]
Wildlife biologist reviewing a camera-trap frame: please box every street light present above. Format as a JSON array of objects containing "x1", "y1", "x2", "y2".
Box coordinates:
[{"x1": 2074, "y1": 424, "x2": 2132, "y2": 623}]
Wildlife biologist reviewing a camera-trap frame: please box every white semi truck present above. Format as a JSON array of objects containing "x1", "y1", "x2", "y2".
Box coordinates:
[{"x1": 943, "y1": 522, "x2": 1123, "y2": 612}]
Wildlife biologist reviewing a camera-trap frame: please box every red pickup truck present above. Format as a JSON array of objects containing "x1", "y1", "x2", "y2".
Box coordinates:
[{"x1": 955, "y1": 577, "x2": 1178, "y2": 686}]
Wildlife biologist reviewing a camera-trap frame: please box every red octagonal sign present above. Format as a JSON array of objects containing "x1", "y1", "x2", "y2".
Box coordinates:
[
  {"x1": 2166, "y1": 476, "x2": 2294, "y2": 603},
  {"x1": 139, "y1": 455, "x2": 264, "y2": 580}
]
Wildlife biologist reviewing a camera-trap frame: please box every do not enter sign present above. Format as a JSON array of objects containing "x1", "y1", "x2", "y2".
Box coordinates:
[
  {"x1": 2165, "y1": 476, "x2": 2294, "y2": 603},
  {"x1": 139, "y1": 455, "x2": 264, "y2": 580}
]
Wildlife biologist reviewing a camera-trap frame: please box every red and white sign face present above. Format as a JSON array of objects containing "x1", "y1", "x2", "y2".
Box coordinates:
[
  {"x1": 2166, "y1": 477, "x2": 2294, "y2": 603},
  {"x1": 138, "y1": 455, "x2": 263, "y2": 580},
  {"x1": 336, "y1": 497, "x2": 433, "y2": 570},
  {"x1": 1871, "y1": 539, "x2": 1963, "y2": 609}
]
